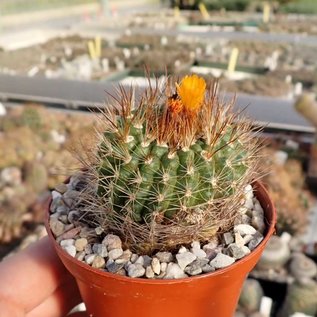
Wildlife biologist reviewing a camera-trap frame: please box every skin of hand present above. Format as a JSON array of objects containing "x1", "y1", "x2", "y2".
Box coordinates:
[{"x1": 0, "y1": 236, "x2": 84, "y2": 317}]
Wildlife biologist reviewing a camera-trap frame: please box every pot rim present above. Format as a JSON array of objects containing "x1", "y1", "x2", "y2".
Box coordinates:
[{"x1": 45, "y1": 180, "x2": 276, "y2": 285}]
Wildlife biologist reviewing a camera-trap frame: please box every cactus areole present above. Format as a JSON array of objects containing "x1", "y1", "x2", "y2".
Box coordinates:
[{"x1": 91, "y1": 75, "x2": 259, "y2": 254}]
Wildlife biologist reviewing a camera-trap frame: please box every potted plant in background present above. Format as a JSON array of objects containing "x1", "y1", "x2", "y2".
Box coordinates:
[{"x1": 45, "y1": 74, "x2": 276, "y2": 317}]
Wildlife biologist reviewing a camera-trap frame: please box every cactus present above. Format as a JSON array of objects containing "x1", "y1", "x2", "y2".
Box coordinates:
[
  {"x1": 256, "y1": 236, "x2": 290, "y2": 270},
  {"x1": 289, "y1": 253, "x2": 317, "y2": 282},
  {"x1": 279, "y1": 279, "x2": 317, "y2": 317},
  {"x1": 83, "y1": 75, "x2": 260, "y2": 253},
  {"x1": 23, "y1": 161, "x2": 48, "y2": 194},
  {"x1": 238, "y1": 278, "x2": 263, "y2": 314}
]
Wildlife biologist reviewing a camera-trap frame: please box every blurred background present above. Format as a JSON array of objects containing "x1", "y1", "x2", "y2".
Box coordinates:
[{"x1": 1, "y1": 0, "x2": 317, "y2": 316}]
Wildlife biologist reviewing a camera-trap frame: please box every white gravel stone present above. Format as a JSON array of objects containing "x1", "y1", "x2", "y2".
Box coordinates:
[
  {"x1": 60, "y1": 239, "x2": 75, "y2": 247},
  {"x1": 160, "y1": 262, "x2": 167, "y2": 272},
  {"x1": 178, "y1": 246, "x2": 188, "y2": 254},
  {"x1": 131, "y1": 254, "x2": 138, "y2": 263},
  {"x1": 52, "y1": 191, "x2": 62, "y2": 200},
  {"x1": 203, "y1": 240, "x2": 218, "y2": 251},
  {"x1": 92, "y1": 255, "x2": 106, "y2": 269},
  {"x1": 85, "y1": 254, "x2": 96, "y2": 265},
  {"x1": 146, "y1": 266, "x2": 155, "y2": 278},
  {"x1": 243, "y1": 234, "x2": 253, "y2": 245},
  {"x1": 50, "y1": 218, "x2": 65, "y2": 237},
  {"x1": 127, "y1": 263, "x2": 145, "y2": 278},
  {"x1": 251, "y1": 216, "x2": 265, "y2": 233},
  {"x1": 244, "y1": 198, "x2": 254, "y2": 210},
  {"x1": 92, "y1": 243, "x2": 108, "y2": 257},
  {"x1": 75, "y1": 238, "x2": 88, "y2": 252},
  {"x1": 76, "y1": 251, "x2": 86, "y2": 261},
  {"x1": 63, "y1": 245, "x2": 76, "y2": 257},
  {"x1": 164, "y1": 263, "x2": 187, "y2": 279},
  {"x1": 176, "y1": 252, "x2": 197, "y2": 270},
  {"x1": 234, "y1": 224, "x2": 256, "y2": 236},
  {"x1": 135, "y1": 256, "x2": 145, "y2": 266},
  {"x1": 115, "y1": 250, "x2": 132, "y2": 264},
  {"x1": 151, "y1": 258, "x2": 161, "y2": 275},
  {"x1": 102, "y1": 234, "x2": 122, "y2": 250},
  {"x1": 234, "y1": 232, "x2": 245, "y2": 248},
  {"x1": 155, "y1": 252, "x2": 173, "y2": 263},
  {"x1": 209, "y1": 253, "x2": 235, "y2": 269},
  {"x1": 191, "y1": 241, "x2": 201, "y2": 250},
  {"x1": 108, "y1": 248, "x2": 123, "y2": 260},
  {"x1": 191, "y1": 248, "x2": 207, "y2": 259}
]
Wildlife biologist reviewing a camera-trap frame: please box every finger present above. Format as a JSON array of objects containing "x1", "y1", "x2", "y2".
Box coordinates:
[
  {"x1": 0, "y1": 236, "x2": 69, "y2": 313},
  {"x1": 26, "y1": 275, "x2": 82, "y2": 317}
]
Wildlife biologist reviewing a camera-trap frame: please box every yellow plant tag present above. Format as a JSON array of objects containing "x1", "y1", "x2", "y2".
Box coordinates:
[
  {"x1": 262, "y1": 2, "x2": 271, "y2": 23},
  {"x1": 95, "y1": 36, "x2": 102, "y2": 58},
  {"x1": 199, "y1": 3, "x2": 210, "y2": 20},
  {"x1": 227, "y1": 47, "x2": 239, "y2": 73}
]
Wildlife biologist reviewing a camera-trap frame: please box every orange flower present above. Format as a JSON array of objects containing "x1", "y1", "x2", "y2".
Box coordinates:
[{"x1": 176, "y1": 75, "x2": 206, "y2": 114}]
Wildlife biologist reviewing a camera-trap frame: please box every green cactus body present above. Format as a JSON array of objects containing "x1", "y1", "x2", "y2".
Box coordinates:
[
  {"x1": 91, "y1": 75, "x2": 259, "y2": 252},
  {"x1": 279, "y1": 280, "x2": 317, "y2": 317},
  {"x1": 238, "y1": 279, "x2": 263, "y2": 314}
]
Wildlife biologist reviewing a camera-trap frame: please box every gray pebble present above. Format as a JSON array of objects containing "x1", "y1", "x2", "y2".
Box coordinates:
[
  {"x1": 108, "y1": 248, "x2": 123, "y2": 260},
  {"x1": 226, "y1": 244, "x2": 250, "y2": 260},
  {"x1": 146, "y1": 266, "x2": 155, "y2": 278},
  {"x1": 106, "y1": 261, "x2": 124, "y2": 273},
  {"x1": 248, "y1": 233, "x2": 264, "y2": 251},
  {"x1": 55, "y1": 183, "x2": 68, "y2": 194},
  {"x1": 68, "y1": 210, "x2": 81, "y2": 223},
  {"x1": 202, "y1": 264, "x2": 215, "y2": 273},
  {"x1": 63, "y1": 245, "x2": 76, "y2": 257},
  {"x1": 155, "y1": 252, "x2": 173, "y2": 263},
  {"x1": 143, "y1": 255, "x2": 153, "y2": 267},
  {"x1": 185, "y1": 261, "x2": 202, "y2": 276},
  {"x1": 85, "y1": 254, "x2": 96, "y2": 265},
  {"x1": 234, "y1": 224, "x2": 256, "y2": 236},
  {"x1": 222, "y1": 232, "x2": 234, "y2": 245},
  {"x1": 176, "y1": 252, "x2": 197, "y2": 270},
  {"x1": 102, "y1": 234, "x2": 122, "y2": 250},
  {"x1": 50, "y1": 218, "x2": 65, "y2": 237},
  {"x1": 127, "y1": 263, "x2": 145, "y2": 278},
  {"x1": 210, "y1": 253, "x2": 235, "y2": 269},
  {"x1": 84, "y1": 244, "x2": 92, "y2": 255},
  {"x1": 92, "y1": 243, "x2": 108, "y2": 257}
]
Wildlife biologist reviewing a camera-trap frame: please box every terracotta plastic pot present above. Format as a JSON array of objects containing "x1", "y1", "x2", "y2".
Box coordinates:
[{"x1": 45, "y1": 181, "x2": 276, "y2": 317}]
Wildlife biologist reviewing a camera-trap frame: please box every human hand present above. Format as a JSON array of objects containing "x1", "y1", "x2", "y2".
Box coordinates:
[{"x1": 0, "y1": 236, "x2": 84, "y2": 317}]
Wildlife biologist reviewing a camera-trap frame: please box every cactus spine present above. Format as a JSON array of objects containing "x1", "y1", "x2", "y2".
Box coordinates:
[{"x1": 86, "y1": 75, "x2": 260, "y2": 253}]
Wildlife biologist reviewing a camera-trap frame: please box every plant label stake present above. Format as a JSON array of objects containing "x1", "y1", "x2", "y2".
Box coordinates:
[
  {"x1": 199, "y1": 3, "x2": 210, "y2": 20},
  {"x1": 227, "y1": 47, "x2": 239, "y2": 73},
  {"x1": 262, "y1": 2, "x2": 271, "y2": 24}
]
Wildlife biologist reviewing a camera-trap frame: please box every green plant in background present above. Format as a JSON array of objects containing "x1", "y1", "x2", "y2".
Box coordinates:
[
  {"x1": 202, "y1": 0, "x2": 252, "y2": 11},
  {"x1": 20, "y1": 106, "x2": 42, "y2": 131},
  {"x1": 82, "y1": 75, "x2": 260, "y2": 253}
]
